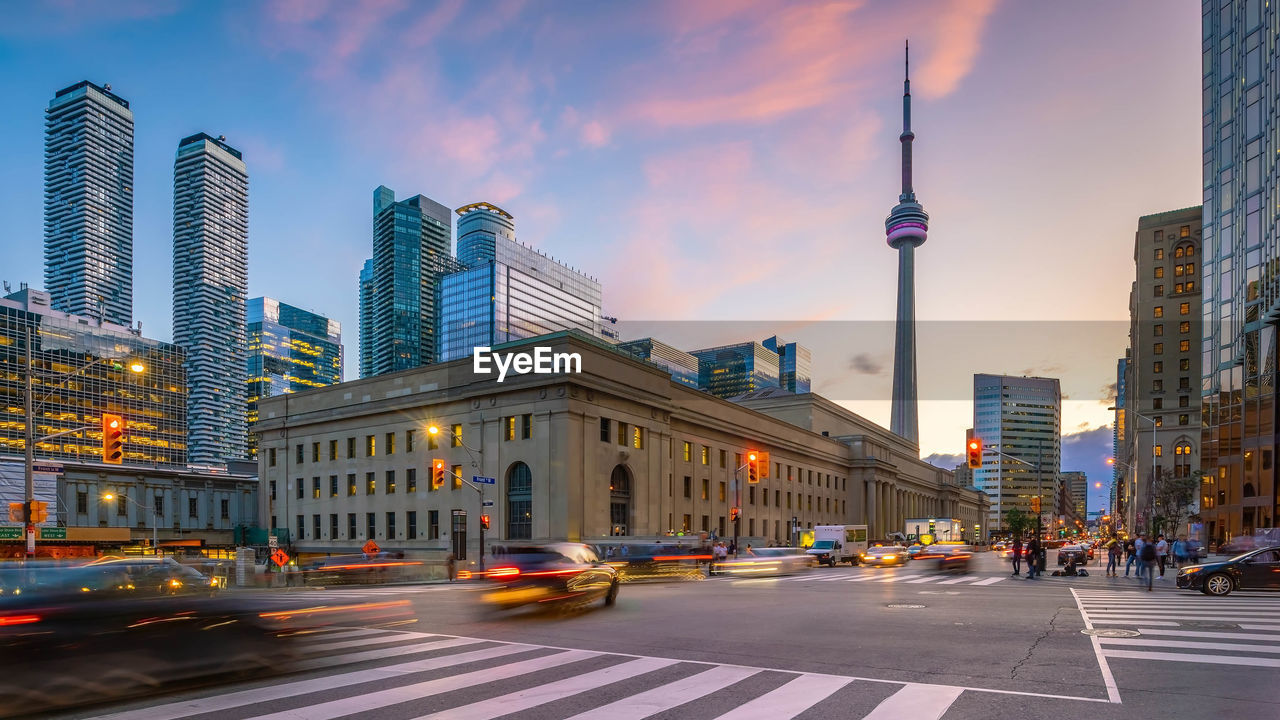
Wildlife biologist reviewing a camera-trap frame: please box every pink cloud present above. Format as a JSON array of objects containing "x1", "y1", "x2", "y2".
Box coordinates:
[
  {"x1": 914, "y1": 0, "x2": 1000, "y2": 99},
  {"x1": 580, "y1": 121, "x2": 609, "y2": 147}
]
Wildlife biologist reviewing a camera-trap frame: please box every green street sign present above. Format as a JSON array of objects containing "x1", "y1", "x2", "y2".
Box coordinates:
[
  {"x1": 39, "y1": 528, "x2": 67, "y2": 540},
  {"x1": 0, "y1": 527, "x2": 22, "y2": 539}
]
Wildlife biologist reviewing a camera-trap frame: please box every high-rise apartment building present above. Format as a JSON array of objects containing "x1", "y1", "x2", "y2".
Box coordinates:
[
  {"x1": 1122, "y1": 208, "x2": 1202, "y2": 534},
  {"x1": 972, "y1": 374, "x2": 1061, "y2": 535},
  {"x1": 246, "y1": 297, "x2": 342, "y2": 456},
  {"x1": 616, "y1": 338, "x2": 700, "y2": 388},
  {"x1": 1199, "y1": 0, "x2": 1279, "y2": 545},
  {"x1": 691, "y1": 342, "x2": 781, "y2": 399},
  {"x1": 1, "y1": 286, "x2": 186, "y2": 466},
  {"x1": 367, "y1": 186, "x2": 452, "y2": 375},
  {"x1": 43, "y1": 81, "x2": 134, "y2": 326},
  {"x1": 358, "y1": 258, "x2": 374, "y2": 378},
  {"x1": 437, "y1": 203, "x2": 603, "y2": 361},
  {"x1": 1063, "y1": 471, "x2": 1088, "y2": 523},
  {"x1": 762, "y1": 336, "x2": 812, "y2": 393},
  {"x1": 172, "y1": 133, "x2": 249, "y2": 465}
]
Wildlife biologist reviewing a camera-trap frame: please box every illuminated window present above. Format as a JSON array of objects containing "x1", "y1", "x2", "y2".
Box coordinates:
[
  {"x1": 1153, "y1": 343, "x2": 1163, "y2": 355},
  {"x1": 1154, "y1": 248, "x2": 1164, "y2": 260},
  {"x1": 1154, "y1": 445, "x2": 1163, "y2": 457},
  {"x1": 1179, "y1": 414, "x2": 1189, "y2": 425},
  {"x1": 504, "y1": 416, "x2": 515, "y2": 441},
  {"x1": 385, "y1": 433, "x2": 395, "y2": 455},
  {"x1": 1179, "y1": 321, "x2": 1191, "y2": 334},
  {"x1": 365, "y1": 435, "x2": 375, "y2": 457},
  {"x1": 1179, "y1": 340, "x2": 1191, "y2": 352},
  {"x1": 1153, "y1": 306, "x2": 1163, "y2": 318},
  {"x1": 451, "y1": 424, "x2": 462, "y2": 447},
  {"x1": 347, "y1": 473, "x2": 356, "y2": 496},
  {"x1": 683, "y1": 442, "x2": 692, "y2": 462},
  {"x1": 1154, "y1": 324, "x2": 1164, "y2": 336},
  {"x1": 1154, "y1": 285, "x2": 1164, "y2": 296},
  {"x1": 407, "y1": 468, "x2": 417, "y2": 492},
  {"x1": 385, "y1": 470, "x2": 396, "y2": 494},
  {"x1": 633, "y1": 427, "x2": 644, "y2": 449},
  {"x1": 719, "y1": 481, "x2": 726, "y2": 502},
  {"x1": 1180, "y1": 358, "x2": 1190, "y2": 371},
  {"x1": 1154, "y1": 267, "x2": 1164, "y2": 278},
  {"x1": 701, "y1": 478, "x2": 709, "y2": 500},
  {"x1": 452, "y1": 465, "x2": 463, "y2": 490},
  {"x1": 1153, "y1": 361, "x2": 1163, "y2": 373},
  {"x1": 1179, "y1": 302, "x2": 1190, "y2": 315},
  {"x1": 701, "y1": 446, "x2": 710, "y2": 465},
  {"x1": 1180, "y1": 225, "x2": 1190, "y2": 238},
  {"x1": 366, "y1": 472, "x2": 375, "y2": 495}
]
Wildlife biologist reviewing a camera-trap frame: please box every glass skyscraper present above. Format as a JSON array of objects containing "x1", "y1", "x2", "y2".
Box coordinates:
[
  {"x1": 972, "y1": 374, "x2": 1061, "y2": 534},
  {"x1": 1, "y1": 287, "x2": 186, "y2": 466},
  {"x1": 172, "y1": 133, "x2": 249, "y2": 465},
  {"x1": 616, "y1": 338, "x2": 700, "y2": 387},
  {"x1": 368, "y1": 186, "x2": 452, "y2": 375},
  {"x1": 690, "y1": 342, "x2": 781, "y2": 399},
  {"x1": 438, "y1": 203, "x2": 603, "y2": 361},
  {"x1": 762, "y1": 336, "x2": 812, "y2": 393},
  {"x1": 359, "y1": 258, "x2": 374, "y2": 378},
  {"x1": 246, "y1": 297, "x2": 342, "y2": 456},
  {"x1": 43, "y1": 81, "x2": 134, "y2": 326},
  {"x1": 1199, "y1": 0, "x2": 1279, "y2": 543}
]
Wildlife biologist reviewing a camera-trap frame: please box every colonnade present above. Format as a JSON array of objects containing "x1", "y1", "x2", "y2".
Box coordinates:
[{"x1": 863, "y1": 478, "x2": 946, "y2": 539}]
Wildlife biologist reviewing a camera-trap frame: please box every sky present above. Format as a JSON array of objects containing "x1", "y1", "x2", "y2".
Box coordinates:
[{"x1": 0, "y1": 1, "x2": 1202, "y2": 516}]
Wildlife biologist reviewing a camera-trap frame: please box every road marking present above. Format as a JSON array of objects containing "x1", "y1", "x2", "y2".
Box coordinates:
[
  {"x1": 876, "y1": 574, "x2": 923, "y2": 583},
  {"x1": 937, "y1": 575, "x2": 979, "y2": 585},
  {"x1": 904, "y1": 575, "x2": 945, "y2": 583},
  {"x1": 863, "y1": 683, "x2": 965, "y2": 720},
  {"x1": 1134, "y1": 627, "x2": 1280, "y2": 640},
  {"x1": 1097, "y1": 637, "x2": 1280, "y2": 654},
  {"x1": 417, "y1": 656, "x2": 679, "y2": 719},
  {"x1": 561, "y1": 664, "x2": 761, "y2": 720},
  {"x1": 817, "y1": 574, "x2": 857, "y2": 582},
  {"x1": 846, "y1": 573, "x2": 885, "y2": 582},
  {"x1": 292, "y1": 635, "x2": 491, "y2": 671},
  {"x1": 706, "y1": 673, "x2": 851, "y2": 720},
  {"x1": 1085, "y1": 613, "x2": 1280, "y2": 623},
  {"x1": 1070, "y1": 588, "x2": 1123, "y2": 704},
  {"x1": 1101, "y1": 649, "x2": 1280, "y2": 667},
  {"x1": 970, "y1": 577, "x2": 1005, "y2": 586}
]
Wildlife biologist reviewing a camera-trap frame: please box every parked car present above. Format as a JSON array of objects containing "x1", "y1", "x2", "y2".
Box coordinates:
[
  {"x1": 1176, "y1": 546, "x2": 1280, "y2": 596},
  {"x1": 480, "y1": 543, "x2": 619, "y2": 611},
  {"x1": 1057, "y1": 544, "x2": 1090, "y2": 566}
]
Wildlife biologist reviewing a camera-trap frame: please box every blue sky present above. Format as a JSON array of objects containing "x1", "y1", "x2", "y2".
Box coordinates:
[{"x1": 0, "y1": 1, "x2": 1203, "y2": 513}]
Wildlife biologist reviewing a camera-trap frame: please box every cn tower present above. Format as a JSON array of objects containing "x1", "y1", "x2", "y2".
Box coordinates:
[{"x1": 885, "y1": 40, "x2": 928, "y2": 445}]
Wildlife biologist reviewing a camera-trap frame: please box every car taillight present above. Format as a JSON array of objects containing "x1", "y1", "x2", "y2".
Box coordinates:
[
  {"x1": 0, "y1": 614, "x2": 40, "y2": 627},
  {"x1": 489, "y1": 567, "x2": 521, "y2": 579}
]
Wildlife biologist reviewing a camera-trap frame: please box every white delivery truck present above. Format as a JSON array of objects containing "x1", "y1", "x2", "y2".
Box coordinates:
[
  {"x1": 904, "y1": 518, "x2": 964, "y2": 544},
  {"x1": 807, "y1": 525, "x2": 869, "y2": 566}
]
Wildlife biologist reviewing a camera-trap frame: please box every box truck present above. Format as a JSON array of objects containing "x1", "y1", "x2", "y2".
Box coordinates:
[{"x1": 806, "y1": 525, "x2": 868, "y2": 566}]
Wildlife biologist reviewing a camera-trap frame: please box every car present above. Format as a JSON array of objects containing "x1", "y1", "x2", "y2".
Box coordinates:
[
  {"x1": 860, "y1": 545, "x2": 906, "y2": 567},
  {"x1": 481, "y1": 543, "x2": 619, "y2": 611},
  {"x1": 914, "y1": 544, "x2": 973, "y2": 573},
  {"x1": 905, "y1": 544, "x2": 925, "y2": 560},
  {"x1": 1176, "y1": 546, "x2": 1280, "y2": 596},
  {"x1": 601, "y1": 543, "x2": 707, "y2": 581},
  {"x1": 82, "y1": 557, "x2": 218, "y2": 595},
  {"x1": 1057, "y1": 544, "x2": 1090, "y2": 566},
  {"x1": 716, "y1": 547, "x2": 814, "y2": 577}
]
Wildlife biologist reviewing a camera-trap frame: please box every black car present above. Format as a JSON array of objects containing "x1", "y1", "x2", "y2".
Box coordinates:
[
  {"x1": 482, "y1": 543, "x2": 619, "y2": 611},
  {"x1": 1057, "y1": 544, "x2": 1090, "y2": 566},
  {"x1": 1176, "y1": 546, "x2": 1280, "y2": 596}
]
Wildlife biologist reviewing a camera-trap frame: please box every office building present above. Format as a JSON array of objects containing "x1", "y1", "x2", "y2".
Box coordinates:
[
  {"x1": 246, "y1": 298, "x2": 343, "y2": 456},
  {"x1": 1113, "y1": 355, "x2": 1127, "y2": 522},
  {"x1": 1063, "y1": 470, "x2": 1088, "y2": 523},
  {"x1": 43, "y1": 81, "x2": 134, "y2": 326},
  {"x1": 1122, "y1": 207, "x2": 1202, "y2": 534},
  {"x1": 1199, "y1": 1, "x2": 1279, "y2": 545},
  {"x1": 172, "y1": 133, "x2": 249, "y2": 465},
  {"x1": 367, "y1": 186, "x2": 452, "y2": 375},
  {"x1": 255, "y1": 332, "x2": 987, "y2": 559},
  {"x1": 0, "y1": 286, "x2": 186, "y2": 467},
  {"x1": 438, "y1": 203, "x2": 603, "y2": 362},
  {"x1": 616, "y1": 338, "x2": 700, "y2": 388},
  {"x1": 972, "y1": 374, "x2": 1061, "y2": 537},
  {"x1": 762, "y1": 336, "x2": 812, "y2": 393},
  {"x1": 358, "y1": 258, "x2": 374, "y2": 378},
  {"x1": 691, "y1": 342, "x2": 780, "y2": 399}
]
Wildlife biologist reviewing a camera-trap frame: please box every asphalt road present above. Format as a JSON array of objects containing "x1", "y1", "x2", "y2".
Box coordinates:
[{"x1": 49, "y1": 553, "x2": 1280, "y2": 719}]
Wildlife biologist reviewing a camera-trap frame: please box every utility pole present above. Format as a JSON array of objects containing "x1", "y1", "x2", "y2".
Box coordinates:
[{"x1": 23, "y1": 326, "x2": 35, "y2": 557}]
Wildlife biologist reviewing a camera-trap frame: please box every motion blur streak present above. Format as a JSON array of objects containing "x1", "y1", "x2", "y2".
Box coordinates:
[{"x1": 259, "y1": 599, "x2": 410, "y2": 619}]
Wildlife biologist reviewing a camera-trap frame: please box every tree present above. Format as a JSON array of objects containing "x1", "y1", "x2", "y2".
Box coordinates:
[
  {"x1": 1152, "y1": 471, "x2": 1199, "y2": 537},
  {"x1": 1005, "y1": 508, "x2": 1034, "y2": 539}
]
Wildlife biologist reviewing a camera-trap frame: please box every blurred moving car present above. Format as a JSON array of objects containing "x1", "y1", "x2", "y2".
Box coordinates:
[
  {"x1": 716, "y1": 548, "x2": 814, "y2": 576},
  {"x1": 860, "y1": 546, "x2": 905, "y2": 567},
  {"x1": 914, "y1": 544, "x2": 973, "y2": 573},
  {"x1": 301, "y1": 553, "x2": 424, "y2": 586},
  {"x1": 1056, "y1": 544, "x2": 1091, "y2": 566},
  {"x1": 600, "y1": 543, "x2": 708, "y2": 581},
  {"x1": 481, "y1": 543, "x2": 618, "y2": 611},
  {"x1": 84, "y1": 556, "x2": 218, "y2": 595},
  {"x1": 905, "y1": 544, "x2": 925, "y2": 561},
  {"x1": 1176, "y1": 546, "x2": 1280, "y2": 596}
]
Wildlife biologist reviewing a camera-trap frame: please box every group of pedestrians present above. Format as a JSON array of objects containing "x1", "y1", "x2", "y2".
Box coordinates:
[
  {"x1": 1008, "y1": 536, "x2": 1043, "y2": 579},
  {"x1": 1101, "y1": 532, "x2": 1194, "y2": 591}
]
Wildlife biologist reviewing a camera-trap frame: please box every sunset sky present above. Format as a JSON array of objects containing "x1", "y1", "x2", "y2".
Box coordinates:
[{"x1": 0, "y1": 1, "x2": 1203, "y2": 512}]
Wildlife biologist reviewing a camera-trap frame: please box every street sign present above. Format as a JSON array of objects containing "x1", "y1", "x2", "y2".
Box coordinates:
[
  {"x1": 7, "y1": 503, "x2": 22, "y2": 523},
  {"x1": 482, "y1": 500, "x2": 494, "y2": 507},
  {"x1": 0, "y1": 527, "x2": 21, "y2": 539},
  {"x1": 473, "y1": 476, "x2": 496, "y2": 485},
  {"x1": 270, "y1": 548, "x2": 290, "y2": 567},
  {"x1": 268, "y1": 534, "x2": 278, "y2": 548},
  {"x1": 39, "y1": 528, "x2": 66, "y2": 540},
  {"x1": 362, "y1": 540, "x2": 380, "y2": 555}
]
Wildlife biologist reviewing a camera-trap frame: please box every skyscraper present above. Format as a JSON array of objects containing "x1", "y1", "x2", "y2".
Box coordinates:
[
  {"x1": 972, "y1": 374, "x2": 1061, "y2": 535},
  {"x1": 616, "y1": 338, "x2": 700, "y2": 388},
  {"x1": 690, "y1": 342, "x2": 781, "y2": 399},
  {"x1": 368, "y1": 186, "x2": 452, "y2": 375},
  {"x1": 762, "y1": 336, "x2": 812, "y2": 393},
  {"x1": 886, "y1": 42, "x2": 928, "y2": 446},
  {"x1": 246, "y1": 297, "x2": 342, "y2": 456},
  {"x1": 438, "y1": 203, "x2": 603, "y2": 361},
  {"x1": 1200, "y1": 0, "x2": 1279, "y2": 545},
  {"x1": 43, "y1": 81, "x2": 134, "y2": 326},
  {"x1": 358, "y1": 258, "x2": 374, "y2": 378},
  {"x1": 173, "y1": 133, "x2": 249, "y2": 465},
  {"x1": 1113, "y1": 355, "x2": 1127, "y2": 521}
]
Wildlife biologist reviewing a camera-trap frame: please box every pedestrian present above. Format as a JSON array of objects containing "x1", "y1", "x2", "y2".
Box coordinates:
[
  {"x1": 1139, "y1": 536, "x2": 1158, "y2": 591},
  {"x1": 745, "y1": 544, "x2": 755, "y2": 555},
  {"x1": 1173, "y1": 535, "x2": 1189, "y2": 569},
  {"x1": 1106, "y1": 536, "x2": 1121, "y2": 577},
  {"x1": 446, "y1": 553, "x2": 456, "y2": 583},
  {"x1": 1010, "y1": 536, "x2": 1023, "y2": 576},
  {"x1": 1124, "y1": 537, "x2": 1137, "y2": 576},
  {"x1": 1155, "y1": 534, "x2": 1169, "y2": 578},
  {"x1": 1025, "y1": 537, "x2": 1041, "y2": 579},
  {"x1": 1134, "y1": 535, "x2": 1147, "y2": 579}
]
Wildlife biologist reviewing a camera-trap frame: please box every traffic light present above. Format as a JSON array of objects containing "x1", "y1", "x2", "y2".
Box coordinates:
[
  {"x1": 757, "y1": 451, "x2": 770, "y2": 477},
  {"x1": 30, "y1": 502, "x2": 48, "y2": 523},
  {"x1": 746, "y1": 451, "x2": 760, "y2": 483},
  {"x1": 966, "y1": 438, "x2": 982, "y2": 469},
  {"x1": 730, "y1": 507, "x2": 740, "y2": 523},
  {"x1": 480, "y1": 514, "x2": 490, "y2": 530},
  {"x1": 1030, "y1": 496, "x2": 1041, "y2": 513},
  {"x1": 431, "y1": 459, "x2": 445, "y2": 490},
  {"x1": 102, "y1": 413, "x2": 124, "y2": 464}
]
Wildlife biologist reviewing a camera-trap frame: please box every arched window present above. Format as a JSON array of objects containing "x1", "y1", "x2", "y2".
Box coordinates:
[
  {"x1": 610, "y1": 465, "x2": 631, "y2": 536},
  {"x1": 506, "y1": 462, "x2": 532, "y2": 540},
  {"x1": 1243, "y1": 482, "x2": 1257, "y2": 498}
]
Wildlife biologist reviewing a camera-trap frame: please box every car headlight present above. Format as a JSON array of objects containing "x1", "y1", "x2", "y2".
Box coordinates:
[{"x1": 1180, "y1": 567, "x2": 1203, "y2": 574}]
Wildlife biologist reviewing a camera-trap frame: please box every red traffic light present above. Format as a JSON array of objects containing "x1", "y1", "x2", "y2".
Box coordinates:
[
  {"x1": 966, "y1": 438, "x2": 982, "y2": 469},
  {"x1": 102, "y1": 413, "x2": 124, "y2": 464},
  {"x1": 480, "y1": 514, "x2": 491, "y2": 530}
]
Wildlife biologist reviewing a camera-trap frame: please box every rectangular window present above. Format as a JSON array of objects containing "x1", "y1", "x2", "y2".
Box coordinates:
[
  {"x1": 295, "y1": 444, "x2": 303, "y2": 464},
  {"x1": 701, "y1": 515, "x2": 709, "y2": 532},
  {"x1": 385, "y1": 432, "x2": 395, "y2": 455},
  {"x1": 295, "y1": 479, "x2": 303, "y2": 499},
  {"x1": 329, "y1": 439, "x2": 337, "y2": 460},
  {"x1": 1180, "y1": 302, "x2": 1190, "y2": 315},
  {"x1": 347, "y1": 437, "x2": 356, "y2": 458},
  {"x1": 1153, "y1": 306, "x2": 1163, "y2": 318},
  {"x1": 683, "y1": 442, "x2": 692, "y2": 462},
  {"x1": 701, "y1": 446, "x2": 710, "y2": 465},
  {"x1": 406, "y1": 430, "x2": 415, "y2": 452},
  {"x1": 330, "y1": 513, "x2": 338, "y2": 539},
  {"x1": 428, "y1": 432, "x2": 438, "y2": 450},
  {"x1": 1153, "y1": 343, "x2": 1164, "y2": 355},
  {"x1": 775, "y1": 490, "x2": 780, "y2": 506},
  {"x1": 386, "y1": 512, "x2": 396, "y2": 539},
  {"x1": 347, "y1": 473, "x2": 356, "y2": 496},
  {"x1": 269, "y1": 481, "x2": 277, "y2": 500},
  {"x1": 617, "y1": 421, "x2": 627, "y2": 445},
  {"x1": 312, "y1": 477, "x2": 320, "y2": 499},
  {"x1": 682, "y1": 514, "x2": 691, "y2": 531},
  {"x1": 366, "y1": 472, "x2": 376, "y2": 495},
  {"x1": 429, "y1": 510, "x2": 440, "y2": 540},
  {"x1": 407, "y1": 468, "x2": 417, "y2": 493},
  {"x1": 1179, "y1": 321, "x2": 1190, "y2": 334},
  {"x1": 1153, "y1": 361, "x2": 1163, "y2": 373},
  {"x1": 600, "y1": 418, "x2": 610, "y2": 442},
  {"x1": 1179, "y1": 225, "x2": 1190, "y2": 238},
  {"x1": 186, "y1": 497, "x2": 197, "y2": 518},
  {"x1": 787, "y1": 492, "x2": 793, "y2": 509},
  {"x1": 366, "y1": 512, "x2": 376, "y2": 539},
  {"x1": 385, "y1": 470, "x2": 396, "y2": 494},
  {"x1": 683, "y1": 476, "x2": 692, "y2": 498},
  {"x1": 522, "y1": 414, "x2": 532, "y2": 440},
  {"x1": 1179, "y1": 395, "x2": 1189, "y2": 407},
  {"x1": 763, "y1": 488, "x2": 769, "y2": 506},
  {"x1": 329, "y1": 475, "x2": 338, "y2": 497},
  {"x1": 154, "y1": 495, "x2": 164, "y2": 516},
  {"x1": 1180, "y1": 358, "x2": 1190, "y2": 371},
  {"x1": 348, "y1": 513, "x2": 356, "y2": 539},
  {"x1": 505, "y1": 416, "x2": 516, "y2": 441},
  {"x1": 1154, "y1": 247, "x2": 1164, "y2": 260},
  {"x1": 311, "y1": 442, "x2": 319, "y2": 463},
  {"x1": 296, "y1": 514, "x2": 304, "y2": 539},
  {"x1": 701, "y1": 478, "x2": 709, "y2": 500},
  {"x1": 1179, "y1": 339, "x2": 1191, "y2": 352},
  {"x1": 1154, "y1": 324, "x2": 1164, "y2": 336},
  {"x1": 1153, "y1": 398, "x2": 1163, "y2": 409},
  {"x1": 718, "y1": 481, "x2": 726, "y2": 502},
  {"x1": 1154, "y1": 285, "x2": 1164, "y2": 296},
  {"x1": 312, "y1": 514, "x2": 320, "y2": 539},
  {"x1": 452, "y1": 465, "x2": 463, "y2": 490},
  {"x1": 633, "y1": 427, "x2": 644, "y2": 449},
  {"x1": 451, "y1": 424, "x2": 463, "y2": 447},
  {"x1": 749, "y1": 486, "x2": 756, "y2": 505},
  {"x1": 1154, "y1": 416, "x2": 1163, "y2": 427},
  {"x1": 1179, "y1": 414, "x2": 1189, "y2": 425},
  {"x1": 719, "y1": 449, "x2": 726, "y2": 468},
  {"x1": 366, "y1": 435, "x2": 375, "y2": 457},
  {"x1": 268, "y1": 448, "x2": 277, "y2": 467},
  {"x1": 407, "y1": 511, "x2": 418, "y2": 540},
  {"x1": 1154, "y1": 266, "x2": 1164, "y2": 278}
]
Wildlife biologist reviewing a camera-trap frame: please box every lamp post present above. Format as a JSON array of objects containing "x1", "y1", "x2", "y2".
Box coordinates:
[
  {"x1": 20, "y1": 325, "x2": 145, "y2": 556},
  {"x1": 428, "y1": 424, "x2": 486, "y2": 571},
  {"x1": 102, "y1": 492, "x2": 159, "y2": 555},
  {"x1": 730, "y1": 452, "x2": 757, "y2": 558}
]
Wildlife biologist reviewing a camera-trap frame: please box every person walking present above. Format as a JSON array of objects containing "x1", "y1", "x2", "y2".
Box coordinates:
[
  {"x1": 1155, "y1": 534, "x2": 1170, "y2": 578},
  {"x1": 1011, "y1": 536, "x2": 1023, "y2": 576},
  {"x1": 1134, "y1": 535, "x2": 1147, "y2": 580},
  {"x1": 1173, "y1": 535, "x2": 1189, "y2": 569},
  {"x1": 1106, "y1": 536, "x2": 1121, "y2": 576},
  {"x1": 1124, "y1": 537, "x2": 1137, "y2": 577},
  {"x1": 446, "y1": 553, "x2": 457, "y2": 582},
  {"x1": 1139, "y1": 536, "x2": 1158, "y2": 591},
  {"x1": 1025, "y1": 537, "x2": 1041, "y2": 579}
]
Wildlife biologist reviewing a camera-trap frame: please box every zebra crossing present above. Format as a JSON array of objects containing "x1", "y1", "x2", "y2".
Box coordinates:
[
  {"x1": 1072, "y1": 589, "x2": 1280, "y2": 669},
  {"x1": 752, "y1": 570, "x2": 1006, "y2": 587},
  {"x1": 69, "y1": 626, "x2": 1103, "y2": 720}
]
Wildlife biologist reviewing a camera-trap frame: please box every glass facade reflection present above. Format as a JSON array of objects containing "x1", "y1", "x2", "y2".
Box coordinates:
[
  {"x1": 358, "y1": 258, "x2": 374, "y2": 378},
  {"x1": 246, "y1": 297, "x2": 342, "y2": 456},
  {"x1": 691, "y1": 342, "x2": 781, "y2": 399},
  {"x1": 617, "y1": 338, "x2": 699, "y2": 388},
  {"x1": 1, "y1": 287, "x2": 186, "y2": 466},
  {"x1": 762, "y1": 336, "x2": 812, "y2": 393},
  {"x1": 1199, "y1": 0, "x2": 1279, "y2": 545}
]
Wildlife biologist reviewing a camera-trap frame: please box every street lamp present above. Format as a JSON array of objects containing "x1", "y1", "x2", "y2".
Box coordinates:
[
  {"x1": 102, "y1": 492, "x2": 159, "y2": 555},
  {"x1": 20, "y1": 324, "x2": 145, "y2": 556},
  {"x1": 730, "y1": 452, "x2": 756, "y2": 557},
  {"x1": 427, "y1": 423, "x2": 487, "y2": 570}
]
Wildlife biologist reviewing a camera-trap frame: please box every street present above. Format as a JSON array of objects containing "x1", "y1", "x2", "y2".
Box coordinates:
[{"x1": 46, "y1": 553, "x2": 1280, "y2": 720}]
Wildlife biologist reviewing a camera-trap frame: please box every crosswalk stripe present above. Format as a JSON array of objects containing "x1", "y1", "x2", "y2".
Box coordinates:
[
  {"x1": 1134, "y1": 627, "x2": 1280, "y2": 640},
  {"x1": 561, "y1": 664, "x2": 762, "y2": 720},
  {"x1": 846, "y1": 574, "x2": 884, "y2": 582},
  {"x1": 1089, "y1": 619, "x2": 1179, "y2": 626},
  {"x1": 300, "y1": 630, "x2": 440, "y2": 653},
  {"x1": 863, "y1": 683, "x2": 965, "y2": 720},
  {"x1": 251, "y1": 649, "x2": 603, "y2": 720},
  {"x1": 706, "y1": 673, "x2": 851, "y2": 720},
  {"x1": 1086, "y1": 613, "x2": 1280, "y2": 623},
  {"x1": 817, "y1": 574, "x2": 856, "y2": 582},
  {"x1": 1101, "y1": 648, "x2": 1280, "y2": 667},
  {"x1": 1097, "y1": 637, "x2": 1280, "y2": 654},
  {"x1": 970, "y1": 577, "x2": 1004, "y2": 586},
  {"x1": 937, "y1": 575, "x2": 979, "y2": 585},
  {"x1": 293, "y1": 636, "x2": 491, "y2": 672},
  {"x1": 93, "y1": 640, "x2": 530, "y2": 720},
  {"x1": 876, "y1": 574, "x2": 923, "y2": 583},
  {"x1": 416, "y1": 656, "x2": 679, "y2": 719},
  {"x1": 905, "y1": 576, "x2": 945, "y2": 583}
]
